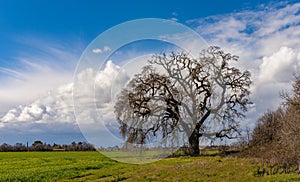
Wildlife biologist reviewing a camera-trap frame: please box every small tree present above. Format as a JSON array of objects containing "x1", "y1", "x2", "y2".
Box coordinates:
[
  {"x1": 280, "y1": 75, "x2": 300, "y2": 172},
  {"x1": 249, "y1": 75, "x2": 300, "y2": 172},
  {"x1": 115, "y1": 46, "x2": 252, "y2": 156},
  {"x1": 250, "y1": 108, "x2": 284, "y2": 147}
]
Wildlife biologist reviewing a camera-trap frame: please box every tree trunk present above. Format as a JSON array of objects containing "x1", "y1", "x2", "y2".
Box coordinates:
[
  {"x1": 188, "y1": 130, "x2": 200, "y2": 156},
  {"x1": 187, "y1": 111, "x2": 210, "y2": 156}
]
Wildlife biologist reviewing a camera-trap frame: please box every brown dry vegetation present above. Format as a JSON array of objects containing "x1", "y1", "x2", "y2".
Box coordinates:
[{"x1": 242, "y1": 75, "x2": 300, "y2": 173}]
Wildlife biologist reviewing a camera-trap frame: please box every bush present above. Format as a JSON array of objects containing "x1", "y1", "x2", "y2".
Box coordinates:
[{"x1": 249, "y1": 75, "x2": 300, "y2": 173}]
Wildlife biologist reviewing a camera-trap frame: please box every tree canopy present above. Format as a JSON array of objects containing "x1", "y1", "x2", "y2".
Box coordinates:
[{"x1": 114, "y1": 46, "x2": 252, "y2": 156}]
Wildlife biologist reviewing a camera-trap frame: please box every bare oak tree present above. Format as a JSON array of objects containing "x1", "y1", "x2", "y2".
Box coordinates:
[{"x1": 114, "y1": 46, "x2": 252, "y2": 156}]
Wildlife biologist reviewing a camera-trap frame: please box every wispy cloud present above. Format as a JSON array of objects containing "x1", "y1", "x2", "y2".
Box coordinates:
[
  {"x1": 0, "y1": 67, "x2": 26, "y2": 81},
  {"x1": 170, "y1": 17, "x2": 178, "y2": 22},
  {"x1": 103, "y1": 46, "x2": 111, "y2": 52},
  {"x1": 92, "y1": 48, "x2": 102, "y2": 54},
  {"x1": 189, "y1": 2, "x2": 300, "y2": 57},
  {"x1": 0, "y1": 36, "x2": 82, "y2": 114},
  {"x1": 92, "y1": 46, "x2": 111, "y2": 54}
]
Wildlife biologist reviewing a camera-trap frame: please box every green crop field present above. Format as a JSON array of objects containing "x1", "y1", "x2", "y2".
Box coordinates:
[{"x1": 0, "y1": 152, "x2": 299, "y2": 182}]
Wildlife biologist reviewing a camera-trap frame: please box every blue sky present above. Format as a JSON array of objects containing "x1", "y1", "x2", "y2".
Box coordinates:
[
  {"x1": 0, "y1": 0, "x2": 300, "y2": 146},
  {"x1": 0, "y1": 0, "x2": 277, "y2": 66}
]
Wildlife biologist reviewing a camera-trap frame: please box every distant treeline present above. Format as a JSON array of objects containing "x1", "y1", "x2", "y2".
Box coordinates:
[{"x1": 0, "y1": 141, "x2": 95, "y2": 152}]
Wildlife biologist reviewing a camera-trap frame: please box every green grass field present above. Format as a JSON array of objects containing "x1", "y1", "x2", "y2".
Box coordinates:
[{"x1": 0, "y1": 152, "x2": 299, "y2": 181}]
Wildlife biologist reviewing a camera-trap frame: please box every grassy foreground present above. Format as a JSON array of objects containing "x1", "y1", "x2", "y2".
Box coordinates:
[{"x1": 0, "y1": 152, "x2": 299, "y2": 181}]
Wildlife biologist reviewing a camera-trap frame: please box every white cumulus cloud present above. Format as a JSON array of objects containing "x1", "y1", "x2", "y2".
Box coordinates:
[
  {"x1": 258, "y1": 46, "x2": 300, "y2": 83},
  {"x1": 1, "y1": 83, "x2": 74, "y2": 125},
  {"x1": 0, "y1": 61, "x2": 130, "y2": 132},
  {"x1": 95, "y1": 60, "x2": 129, "y2": 105}
]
